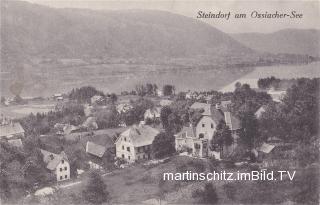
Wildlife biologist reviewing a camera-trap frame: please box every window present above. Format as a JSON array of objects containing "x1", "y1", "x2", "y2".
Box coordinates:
[
  {"x1": 62, "y1": 160, "x2": 64, "y2": 164},
  {"x1": 137, "y1": 147, "x2": 140, "y2": 152},
  {"x1": 122, "y1": 145, "x2": 124, "y2": 150},
  {"x1": 64, "y1": 167, "x2": 67, "y2": 171},
  {"x1": 127, "y1": 147, "x2": 130, "y2": 152},
  {"x1": 122, "y1": 154, "x2": 125, "y2": 158},
  {"x1": 143, "y1": 155, "x2": 145, "y2": 159},
  {"x1": 128, "y1": 156, "x2": 130, "y2": 160},
  {"x1": 60, "y1": 176, "x2": 62, "y2": 180},
  {"x1": 60, "y1": 168, "x2": 62, "y2": 172},
  {"x1": 202, "y1": 123, "x2": 205, "y2": 127},
  {"x1": 138, "y1": 156, "x2": 140, "y2": 160},
  {"x1": 124, "y1": 137, "x2": 127, "y2": 141},
  {"x1": 211, "y1": 123, "x2": 213, "y2": 128},
  {"x1": 199, "y1": 133, "x2": 204, "y2": 138},
  {"x1": 65, "y1": 175, "x2": 67, "y2": 179}
]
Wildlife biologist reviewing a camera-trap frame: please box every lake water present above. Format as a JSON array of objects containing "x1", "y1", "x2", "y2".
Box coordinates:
[
  {"x1": 219, "y1": 62, "x2": 320, "y2": 92},
  {"x1": 1, "y1": 62, "x2": 319, "y2": 97}
]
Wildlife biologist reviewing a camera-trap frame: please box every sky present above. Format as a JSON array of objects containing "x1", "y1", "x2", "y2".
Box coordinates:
[{"x1": 21, "y1": 0, "x2": 320, "y2": 33}]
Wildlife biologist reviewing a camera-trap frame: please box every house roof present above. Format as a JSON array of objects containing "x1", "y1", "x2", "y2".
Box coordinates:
[
  {"x1": 190, "y1": 102, "x2": 240, "y2": 130},
  {"x1": 0, "y1": 122, "x2": 25, "y2": 138},
  {"x1": 86, "y1": 141, "x2": 106, "y2": 158},
  {"x1": 8, "y1": 139, "x2": 23, "y2": 147},
  {"x1": 258, "y1": 143, "x2": 275, "y2": 154},
  {"x1": 118, "y1": 125, "x2": 160, "y2": 147},
  {"x1": 40, "y1": 149, "x2": 68, "y2": 171},
  {"x1": 63, "y1": 124, "x2": 80, "y2": 135},
  {"x1": 255, "y1": 105, "x2": 267, "y2": 118},
  {"x1": 174, "y1": 126, "x2": 196, "y2": 138},
  {"x1": 159, "y1": 99, "x2": 173, "y2": 107}
]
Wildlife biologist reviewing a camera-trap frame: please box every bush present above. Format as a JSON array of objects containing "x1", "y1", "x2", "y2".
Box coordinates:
[
  {"x1": 82, "y1": 171, "x2": 109, "y2": 204},
  {"x1": 192, "y1": 183, "x2": 218, "y2": 204}
]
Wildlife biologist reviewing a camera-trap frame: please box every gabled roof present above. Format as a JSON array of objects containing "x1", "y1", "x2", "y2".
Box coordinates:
[
  {"x1": 174, "y1": 126, "x2": 195, "y2": 138},
  {"x1": 118, "y1": 125, "x2": 160, "y2": 147},
  {"x1": 86, "y1": 141, "x2": 106, "y2": 158},
  {"x1": 40, "y1": 149, "x2": 68, "y2": 171},
  {"x1": 0, "y1": 122, "x2": 25, "y2": 138}
]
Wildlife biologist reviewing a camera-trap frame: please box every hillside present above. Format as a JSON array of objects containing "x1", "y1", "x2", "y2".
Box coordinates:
[
  {"x1": 231, "y1": 29, "x2": 320, "y2": 57},
  {"x1": 1, "y1": 1, "x2": 253, "y2": 64}
]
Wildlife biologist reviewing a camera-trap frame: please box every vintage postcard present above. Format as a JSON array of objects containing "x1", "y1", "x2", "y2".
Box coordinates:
[{"x1": 0, "y1": 0, "x2": 319, "y2": 204}]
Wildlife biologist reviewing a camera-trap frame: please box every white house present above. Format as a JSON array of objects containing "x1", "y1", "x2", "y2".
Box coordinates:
[
  {"x1": 40, "y1": 150, "x2": 70, "y2": 182},
  {"x1": 116, "y1": 103, "x2": 133, "y2": 114},
  {"x1": 267, "y1": 88, "x2": 286, "y2": 103},
  {"x1": 175, "y1": 102, "x2": 241, "y2": 158},
  {"x1": 115, "y1": 124, "x2": 160, "y2": 163},
  {"x1": 144, "y1": 107, "x2": 161, "y2": 121}
]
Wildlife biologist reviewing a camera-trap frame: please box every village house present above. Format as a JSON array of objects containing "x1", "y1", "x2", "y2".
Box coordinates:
[
  {"x1": 267, "y1": 88, "x2": 286, "y2": 103},
  {"x1": 116, "y1": 103, "x2": 133, "y2": 114},
  {"x1": 175, "y1": 102, "x2": 241, "y2": 158},
  {"x1": 53, "y1": 93, "x2": 63, "y2": 101},
  {"x1": 144, "y1": 107, "x2": 161, "y2": 122},
  {"x1": 91, "y1": 95, "x2": 104, "y2": 105},
  {"x1": 0, "y1": 117, "x2": 25, "y2": 139},
  {"x1": 159, "y1": 99, "x2": 173, "y2": 107},
  {"x1": 40, "y1": 149, "x2": 70, "y2": 182},
  {"x1": 115, "y1": 124, "x2": 160, "y2": 163},
  {"x1": 255, "y1": 105, "x2": 267, "y2": 119},
  {"x1": 86, "y1": 141, "x2": 106, "y2": 170},
  {"x1": 7, "y1": 138, "x2": 23, "y2": 148}
]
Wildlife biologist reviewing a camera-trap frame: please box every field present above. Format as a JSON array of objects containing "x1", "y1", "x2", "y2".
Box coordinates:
[
  {"x1": 0, "y1": 100, "x2": 55, "y2": 119},
  {"x1": 36, "y1": 155, "x2": 318, "y2": 205}
]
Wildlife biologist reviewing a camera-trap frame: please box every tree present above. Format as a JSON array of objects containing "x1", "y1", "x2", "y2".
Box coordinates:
[
  {"x1": 160, "y1": 106, "x2": 172, "y2": 129},
  {"x1": 0, "y1": 173, "x2": 11, "y2": 202},
  {"x1": 69, "y1": 86, "x2": 104, "y2": 103},
  {"x1": 152, "y1": 132, "x2": 175, "y2": 159},
  {"x1": 135, "y1": 84, "x2": 147, "y2": 96},
  {"x1": 212, "y1": 120, "x2": 233, "y2": 158},
  {"x1": 82, "y1": 171, "x2": 109, "y2": 204},
  {"x1": 122, "y1": 98, "x2": 154, "y2": 126},
  {"x1": 163, "y1": 84, "x2": 175, "y2": 96},
  {"x1": 192, "y1": 183, "x2": 218, "y2": 204},
  {"x1": 239, "y1": 111, "x2": 259, "y2": 150},
  {"x1": 108, "y1": 93, "x2": 117, "y2": 104},
  {"x1": 95, "y1": 106, "x2": 120, "y2": 129},
  {"x1": 167, "y1": 112, "x2": 182, "y2": 133}
]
